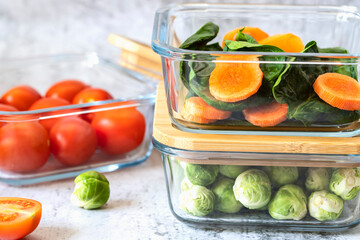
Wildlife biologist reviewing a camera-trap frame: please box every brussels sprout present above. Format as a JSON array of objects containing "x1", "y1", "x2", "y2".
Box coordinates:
[
  {"x1": 308, "y1": 190, "x2": 343, "y2": 221},
  {"x1": 219, "y1": 165, "x2": 249, "y2": 179},
  {"x1": 263, "y1": 166, "x2": 298, "y2": 188},
  {"x1": 268, "y1": 184, "x2": 307, "y2": 220},
  {"x1": 305, "y1": 168, "x2": 331, "y2": 192},
  {"x1": 329, "y1": 168, "x2": 360, "y2": 200},
  {"x1": 233, "y1": 169, "x2": 271, "y2": 209},
  {"x1": 211, "y1": 177, "x2": 243, "y2": 213},
  {"x1": 71, "y1": 171, "x2": 110, "y2": 210},
  {"x1": 185, "y1": 163, "x2": 219, "y2": 186},
  {"x1": 181, "y1": 177, "x2": 193, "y2": 192},
  {"x1": 180, "y1": 185, "x2": 215, "y2": 216}
]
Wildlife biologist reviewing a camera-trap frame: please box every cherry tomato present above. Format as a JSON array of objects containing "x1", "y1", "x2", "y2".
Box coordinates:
[
  {"x1": 73, "y1": 87, "x2": 113, "y2": 121},
  {"x1": 29, "y1": 97, "x2": 73, "y2": 131},
  {"x1": 50, "y1": 117, "x2": 97, "y2": 166},
  {"x1": 0, "y1": 103, "x2": 18, "y2": 127},
  {"x1": 0, "y1": 85, "x2": 41, "y2": 110},
  {"x1": 91, "y1": 108, "x2": 145, "y2": 155},
  {"x1": 0, "y1": 197, "x2": 42, "y2": 240},
  {"x1": 72, "y1": 87, "x2": 113, "y2": 104},
  {"x1": 0, "y1": 122, "x2": 50, "y2": 173},
  {"x1": 45, "y1": 79, "x2": 88, "y2": 102}
]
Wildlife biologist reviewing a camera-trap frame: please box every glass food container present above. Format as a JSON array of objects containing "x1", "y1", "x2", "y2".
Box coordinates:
[
  {"x1": 153, "y1": 82, "x2": 360, "y2": 232},
  {"x1": 0, "y1": 53, "x2": 157, "y2": 185},
  {"x1": 152, "y1": 3, "x2": 360, "y2": 137}
]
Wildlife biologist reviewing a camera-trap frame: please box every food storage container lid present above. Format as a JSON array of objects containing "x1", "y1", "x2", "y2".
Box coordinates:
[{"x1": 153, "y1": 82, "x2": 360, "y2": 159}]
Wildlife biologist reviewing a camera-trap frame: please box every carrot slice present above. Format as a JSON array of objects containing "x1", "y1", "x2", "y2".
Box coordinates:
[
  {"x1": 209, "y1": 55, "x2": 263, "y2": 102},
  {"x1": 180, "y1": 105, "x2": 215, "y2": 124},
  {"x1": 259, "y1": 33, "x2": 304, "y2": 52},
  {"x1": 243, "y1": 101, "x2": 288, "y2": 127},
  {"x1": 221, "y1": 27, "x2": 269, "y2": 48},
  {"x1": 313, "y1": 73, "x2": 360, "y2": 111},
  {"x1": 183, "y1": 97, "x2": 231, "y2": 120}
]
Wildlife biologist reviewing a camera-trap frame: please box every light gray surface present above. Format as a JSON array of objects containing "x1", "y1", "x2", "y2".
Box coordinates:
[
  {"x1": 1, "y1": 151, "x2": 360, "y2": 240},
  {"x1": 1, "y1": 0, "x2": 360, "y2": 239}
]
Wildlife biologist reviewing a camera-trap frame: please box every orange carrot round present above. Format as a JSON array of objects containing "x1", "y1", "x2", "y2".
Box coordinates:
[
  {"x1": 313, "y1": 73, "x2": 360, "y2": 111},
  {"x1": 209, "y1": 55, "x2": 263, "y2": 103},
  {"x1": 243, "y1": 101, "x2": 288, "y2": 127},
  {"x1": 259, "y1": 33, "x2": 304, "y2": 52},
  {"x1": 180, "y1": 105, "x2": 215, "y2": 124},
  {"x1": 183, "y1": 97, "x2": 231, "y2": 120},
  {"x1": 221, "y1": 27, "x2": 269, "y2": 48}
]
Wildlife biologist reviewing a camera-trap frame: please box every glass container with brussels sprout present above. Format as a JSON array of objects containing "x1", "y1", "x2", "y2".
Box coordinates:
[{"x1": 164, "y1": 156, "x2": 360, "y2": 227}]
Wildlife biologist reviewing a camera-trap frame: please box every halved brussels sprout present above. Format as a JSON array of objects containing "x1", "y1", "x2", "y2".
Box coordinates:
[
  {"x1": 180, "y1": 185, "x2": 215, "y2": 216},
  {"x1": 268, "y1": 184, "x2": 307, "y2": 220},
  {"x1": 71, "y1": 171, "x2": 110, "y2": 210},
  {"x1": 185, "y1": 163, "x2": 219, "y2": 186},
  {"x1": 305, "y1": 168, "x2": 331, "y2": 192},
  {"x1": 211, "y1": 177, "x2": 243, "y2": 213},
  {"x1": 233, "y1": 169, "x2": 271, "y2": 209},
  {"x1": 219, "y1": 165, "x2": 249, "y2": 179},
  {"x1": 263, "y1": 166, "x2": 298, "y2": 188},
  {"x1": 329, "y1": 168, "x2": 360, "y2": 200},
  {"x1": 308, "y1": 190, "x2": 343, "y2": 221}
]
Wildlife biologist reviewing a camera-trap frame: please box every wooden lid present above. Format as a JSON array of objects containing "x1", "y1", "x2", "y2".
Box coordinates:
[{"x1": 153, "y1": 82, "x2": 360, "y2": 155}]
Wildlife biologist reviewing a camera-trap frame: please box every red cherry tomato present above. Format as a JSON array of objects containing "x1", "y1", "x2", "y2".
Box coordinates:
[
  {"x1": 50, "y1": 118, "x2": 97, "y2": 166},
  {"x1": 46, "y1": 79, "x2": 88, "y2": 102},
  {"x1": 0, "y1": 85, "x2": 41, "y2": 110},
  {"x1": 0, "y1": 103, "x2": 18, "y2": 127},
  {"x1": 91, "y1": 108, "x2": 145, "y2": 155},
  {"x1": 29, "y1": 97, "x2": 76, "y2": 131},
  {"x1": 0, "y1": 122, "x2": 50, "y2": 173},
  {"x1": 72, "y1": 87, "x2": 113, "y2": 104},
  {"x1": 0, "y1": 197, "x2": 42, "y2": 240},
  {"x1": 73, "y1": 88, "x2": 113, "y2": 121}
]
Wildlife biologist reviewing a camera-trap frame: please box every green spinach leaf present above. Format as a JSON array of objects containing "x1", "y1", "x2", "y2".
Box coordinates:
[
  {"x1": 272, "y1": 41, "x2": 331, "y2": 109},
  {"x1": 179, "y1": 22, "x2": 222, "y2": 91},
  {"x1": 289, "y1": 95, "x2": 359, "y2": 126},
  {"x1": 179, "y1": 22, "x2": 220, "y2": 50}
]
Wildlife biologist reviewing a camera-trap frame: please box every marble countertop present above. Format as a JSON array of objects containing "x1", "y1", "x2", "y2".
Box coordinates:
[
  {"x1": 1, "y1": 150, "x2": 360, "y2": 240},
  {"x1": 1, "y1": 0, "x2": 360, "y2": 239}
]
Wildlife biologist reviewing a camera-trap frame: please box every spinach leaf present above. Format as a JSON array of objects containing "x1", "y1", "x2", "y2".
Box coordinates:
[
  {"x1": 318, "y1": 47, "x2": 348, "y2": 54},
  {"x1": 272, "y1": 41, "x2": 357, "y2": 110},
  {"x1": 272, "y1": 41, "x2": 331, "y2": 109},
  {"x1": 318, "y1": 46, "x2": 357, "y2": 79},
  {"x1": 179, "y1": 22, "x2": 220, "y2": 50},
  {"x1": 188, "y1": 60, "x2": 273, "y2": 111},
  {"x1": 289, "y1": 95, "x2": 359, "y2": 126},
  {"x1": 224, "y1": 40, "x2": 285, "y2": 86},
  {"x1": 179, "y1": 22, "x2": 222, "y2": 92},
  {"x1": 235, "y1": 28, "x2": 257, "y2": 44}
]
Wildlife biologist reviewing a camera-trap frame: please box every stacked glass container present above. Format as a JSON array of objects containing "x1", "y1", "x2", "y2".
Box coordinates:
[{"x1": 152, "y1": 3, "x2": 360, "y2": 231}]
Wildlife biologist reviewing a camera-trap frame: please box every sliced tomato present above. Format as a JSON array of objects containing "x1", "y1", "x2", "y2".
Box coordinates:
[{"x1": 0, "y1": 197, "x2": 42, "y2": 240}]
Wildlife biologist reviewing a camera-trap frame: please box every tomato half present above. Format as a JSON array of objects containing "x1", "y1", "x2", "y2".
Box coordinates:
[
  {"x1": 91, "y1": 108, "x2": 145, "y2": 155},
  {"x1": 0, "y1": 197, "x2": 42, "y2": 240},
  {"x1": 45, "y1": 79, "x2": 88, "y2": 102},
  {"x1": 50, "y1": 117, "x2": 97, "y2": 166},
  {"x1": 0, "y1": 104, "x2": 18, "y2": 127},
  {"x1": 29, "y1": 97, "x2": 73, "y2": 131},
  {"x1": 0, "y1": 85, "x2": 41, "y2": 111},
  {"x1": 0, "y1": 122, "x2": 50, "y2": 173}
]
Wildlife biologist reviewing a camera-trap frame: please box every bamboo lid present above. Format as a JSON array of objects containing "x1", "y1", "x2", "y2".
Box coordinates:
[{"x1": 153, "y1": 82, "x2": 360, "y2": 155}]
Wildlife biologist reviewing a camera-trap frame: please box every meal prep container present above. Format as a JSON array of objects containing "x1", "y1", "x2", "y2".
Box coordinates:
[
  {"x1": 152, "y1": 3, "x2": 360, "y2": 137},
  {"x1": 0, "y1": 53, "x2": 157, "y2": 185},
  {"x1": 153, "y1": 82, "x2": 360, "y2": 232}
]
